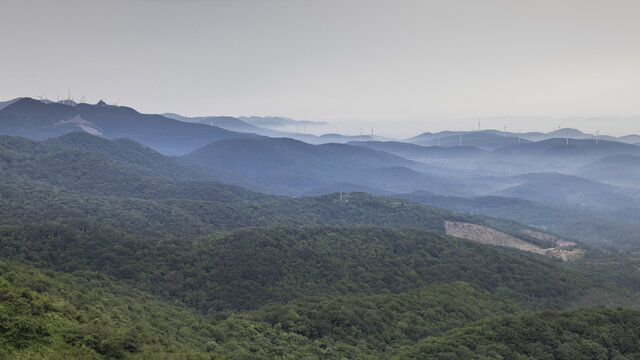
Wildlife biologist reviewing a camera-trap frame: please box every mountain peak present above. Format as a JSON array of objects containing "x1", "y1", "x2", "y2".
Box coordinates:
[{"x1": 96, "y1": 99, "x2": 107, "y2": 107}]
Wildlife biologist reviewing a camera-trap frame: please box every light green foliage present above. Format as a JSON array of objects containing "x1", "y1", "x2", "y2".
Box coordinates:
[{"x1": 397, "y1": 307, "x2": 640, "y2": 360}]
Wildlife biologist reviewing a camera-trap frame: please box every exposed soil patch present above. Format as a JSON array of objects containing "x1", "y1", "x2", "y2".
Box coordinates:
[
  {"x1": 521, "y1": 229, "x2": 576, "y2": 247},
  {"x1": 445, "y1": 221, "x2": 585, "y2": 261}
]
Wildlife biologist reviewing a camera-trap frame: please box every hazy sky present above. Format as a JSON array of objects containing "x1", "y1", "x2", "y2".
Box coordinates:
[{"x1": 2, "y1": 0, "x2": 640, "y2": 137}]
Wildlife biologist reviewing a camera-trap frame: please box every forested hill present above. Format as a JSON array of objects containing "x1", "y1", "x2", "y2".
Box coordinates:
[
  {"x1": 0, "y1": 133, "x2": 565, "y2": 248},
  {"x1": 0, "y1": 98, "x2": 259, "y2": 155},
  {"x1": 3, "y1": 227, "x2": 640, "y2": 359},
  {"x1": 0, "y1": 226, "x2": 594, "y2": 312},
  {"x1": 2, "y1": 132, "x2": 640, "y2": 359}
]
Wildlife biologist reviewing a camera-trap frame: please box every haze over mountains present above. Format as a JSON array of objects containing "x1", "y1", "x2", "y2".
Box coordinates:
[
  {"x1": 3, "y1": 96, "x2": 640, "y2": 358},
  {"x1": 2, "y1": 97, "x2": 640, "y2": 215}
]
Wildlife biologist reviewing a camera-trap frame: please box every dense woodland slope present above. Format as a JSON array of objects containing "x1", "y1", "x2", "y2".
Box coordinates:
[{"x1": 1, "y1": 127, "x2": 640, "y2": 359}]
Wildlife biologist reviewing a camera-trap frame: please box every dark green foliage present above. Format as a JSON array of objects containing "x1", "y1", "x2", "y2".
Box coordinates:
[
  {"x1": 0, "y1": 183, "x2": 468, "y2": 238},
  {"x1": 41, "y1": 131, "x2": 207, "y2": 181},
  {"x1": 0, "y1": 225, "x2": 593, "y2": 311},
  {"x1": 397, "y1": 307, "x2": 640, "y2": 360},
  {"x1": 1, "y1": 132, "x2": 638, "y2": 359},
  {"x1": 0, "y1": 133, "x2": 583, "y2": 248},
  {"x1": 250, "y1": 282, "x2": 520, "y2": 344},
  {"x1": 202, "y1": 282, "x2": 522, "y2": 359}
]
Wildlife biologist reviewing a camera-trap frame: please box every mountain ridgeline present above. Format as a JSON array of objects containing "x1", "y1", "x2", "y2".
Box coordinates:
[{"x1": 0, "y1": 98, "x2": 258, "y2": 155}]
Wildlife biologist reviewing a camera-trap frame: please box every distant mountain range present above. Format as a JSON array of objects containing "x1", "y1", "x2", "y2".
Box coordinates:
[
  {"x1": 409, "y1": 128, "x2": 640, "y2": 148},
  {"x1": 2, "y1": 96, "x2": 640, "y2": 226},
  {"x1": 408, "y1": 131, "x2": 530, "y2": 150},
  {"x1": 181, "y1": 137, "x2": 459, "y2": 195},
  {"x1": 164, "y1": 112, "x2": 378, "y2": 144},
  {"x1": 0, "y1": 98, "x2": 259, "y2": 155}
]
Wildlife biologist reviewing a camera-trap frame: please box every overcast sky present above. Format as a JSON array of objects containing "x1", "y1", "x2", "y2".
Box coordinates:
[{"x1": 2, "y1": 0, "x2": 640, "y2": 137}]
